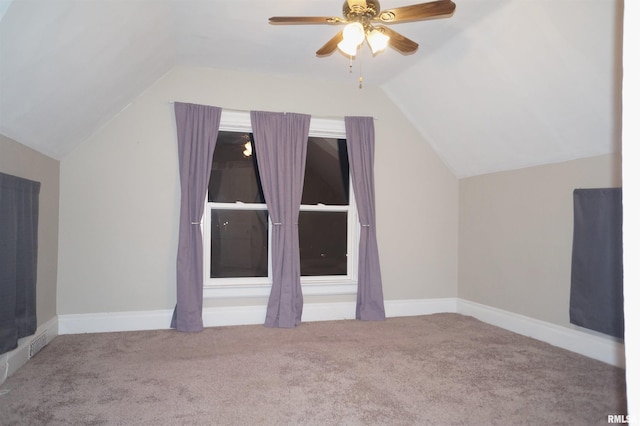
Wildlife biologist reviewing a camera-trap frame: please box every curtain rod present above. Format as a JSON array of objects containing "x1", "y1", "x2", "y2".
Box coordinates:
[{"x1": 168, "y1": 101, "x2": 376, "y2": 121}]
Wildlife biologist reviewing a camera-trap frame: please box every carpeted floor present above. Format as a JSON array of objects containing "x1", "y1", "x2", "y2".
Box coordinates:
[{"x1": 0, "y1": 313, "x2": 627, "y2": 425}]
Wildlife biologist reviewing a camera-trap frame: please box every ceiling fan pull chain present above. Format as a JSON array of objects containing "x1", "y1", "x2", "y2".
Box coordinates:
[{"x1": 359, "y1": 54, "x2": 363, "y2": 89}]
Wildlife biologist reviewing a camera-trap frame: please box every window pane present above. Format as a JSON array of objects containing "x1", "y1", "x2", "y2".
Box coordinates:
[
  {"x1": 299, "y1": 211, "x2": 347, "y2": 276},
  {"x1": 301, "y1": 138, "x2": 349, "y2": 206},
  {"x1": 210, "y1": 209, "x2": 268, "y2": 278},
  {"x1": 208, "y1": 132, "x2": 265, "y2": 203}
]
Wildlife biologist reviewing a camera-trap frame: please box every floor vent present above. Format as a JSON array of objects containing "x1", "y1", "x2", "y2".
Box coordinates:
[{"x1": 28, "y1": 333, "x2": 48, "y2": 359}]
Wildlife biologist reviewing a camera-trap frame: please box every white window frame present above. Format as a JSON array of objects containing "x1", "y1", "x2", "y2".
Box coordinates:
[{"x1": 202, "y1": 110, "x2": 358, "y2": 298}]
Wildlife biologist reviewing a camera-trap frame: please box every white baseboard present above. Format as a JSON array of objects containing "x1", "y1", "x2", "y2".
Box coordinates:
[
  {"x1": 457, "y1": 299, "x2": 625, "y2": 368},
  {"x1": 0, "y1": 316, "x2": 58, "y2": 384},
  {"x1": 385, "y1": 297, "x2": 458, "y2": 317},
  {"x1": 57, "y1": 298, "x2": 458, "y2": 334},
  {"x1": 58, "y1": 309, "x2": 174, "y2": 334},
  {"x1": 55, "y1": 298, "x2": 624, "y2": 367}
]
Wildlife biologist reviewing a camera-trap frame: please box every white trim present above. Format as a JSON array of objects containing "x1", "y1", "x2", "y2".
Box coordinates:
[
  {"x1": 55, "y1": 298, "x2": 624, "y2": 367},
  {"x1": 202, "y1": 301, "x2": 357, "y2": 326},
  {"x1": 218, "y1": 110, "x2": 346, "y2": 137},
  {"x1": 204, "y1": 282, "x2": 357, "y2": 299},
  {"x1": 457, "y1": 299, "x2": 625, "y2": 368},
  {"x1": 58, "y1": 310, "x2": 173, "y2": 334},
  {"x1": 204, "y1": 116, "x2": 358, "y2": 293},
  {"x1": 303, "y1": 282, "x2": 357, "y2": 296},
  {"x1": 385, "y1": 297, "x2": 458, "y2": 317},
  {"x1": 218, "y1": 110, "x2": 252, "y2": 132},
  {"x1": 302, "y1": 301, "x2": 356, "y2": 322},
  {"x1": 1, "y1": 316, "x2": 58, "y2": 383},
  {"x1": 56, "y1": 298, "x2": 456, "y2": 334},
  {"x1": 203, "y1": 305, "x2": 267, "y2": 326}
]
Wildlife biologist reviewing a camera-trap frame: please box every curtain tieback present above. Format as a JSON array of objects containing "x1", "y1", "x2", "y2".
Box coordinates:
[
  {"x1": 272, "y1": 223, "x2": 298, "y2": 226},
  {"x1": 361, "y1": 224, "x2": 371, "y2": 227},
  {"x1": 191, "y1": 221, "x2": 201, "y2": 225}
]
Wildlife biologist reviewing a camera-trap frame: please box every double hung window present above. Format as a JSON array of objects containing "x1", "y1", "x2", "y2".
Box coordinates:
[{"x1": 202, "y1": 112, "x2": 357, "y2": 297}]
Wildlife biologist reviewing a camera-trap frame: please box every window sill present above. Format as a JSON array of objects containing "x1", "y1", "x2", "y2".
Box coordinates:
[{"x1": 204, "y1": 281, "x2": 357, "y2": 299}]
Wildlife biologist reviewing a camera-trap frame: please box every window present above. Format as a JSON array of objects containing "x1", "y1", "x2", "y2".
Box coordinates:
[{"x1": 202, "y1": 111, "x2": 358, "y2": 298}]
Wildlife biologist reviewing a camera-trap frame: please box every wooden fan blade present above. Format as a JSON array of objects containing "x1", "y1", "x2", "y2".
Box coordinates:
[
  {"x1": 316, "y1": 31, "x2": 344, "y2": 56},
  {"x1": 269, "y1": 16, "x2": 344, "y2": 25},
  {"x1": 375, "y1": 0, "x2": 456, "y2": 23},
  {"x1": 378, "y1": 26, "x2": 419, "y2": 54}
]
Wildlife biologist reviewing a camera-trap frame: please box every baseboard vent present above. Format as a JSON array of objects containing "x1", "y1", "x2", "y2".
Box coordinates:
[
  {"x1": 28, "y1": 333, "x2": 48, "y2": 359},
  {"x1": 0, "y1": 360, "x2": 8, "y2": 386}
]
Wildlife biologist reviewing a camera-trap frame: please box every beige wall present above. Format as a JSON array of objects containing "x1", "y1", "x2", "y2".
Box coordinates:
[
  {"x1": 0, "y1": 134, "x2": 60, "y2": 327},
  {"x1": 458, "y1": 153, "x2": 622, "y2": 327},
  {"x1": 57, "y1": 66, "x2": 459, "y2": 315},
  {"x1": 2, "y1": 64, "x2": 623, "y2": 336}
]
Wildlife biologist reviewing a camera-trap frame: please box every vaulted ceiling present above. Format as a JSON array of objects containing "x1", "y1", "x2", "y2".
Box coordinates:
[{"x1": 0, "y1": 0, "x2": 623, "y2": 177}]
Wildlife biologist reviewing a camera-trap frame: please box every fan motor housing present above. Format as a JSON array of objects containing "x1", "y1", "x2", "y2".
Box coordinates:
[{"x1": 342, "y1": 0, "x2": 380, "y2": 21}]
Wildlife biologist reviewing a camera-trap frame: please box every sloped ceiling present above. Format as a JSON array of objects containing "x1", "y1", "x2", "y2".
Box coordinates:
[{"x1": 0, "y1": 0, "x2": 623, "y2": 177}]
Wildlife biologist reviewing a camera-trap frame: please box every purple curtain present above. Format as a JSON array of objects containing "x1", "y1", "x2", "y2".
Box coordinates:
[
  {"x1": 345, "y1": 116, "x2": 386, "y2": 320},
  {"x1": 570, "y1": 188, "x2": 624, "y2": 338},
  {"x1": 171, "y1": 102, "x2": 221, "y2": 332},
  {"x1": 250, "y1": 111, "x2": 310, "y2": 328},
  {"x1": 0, "y1": 173, "x2": 39, "y2": 354}
]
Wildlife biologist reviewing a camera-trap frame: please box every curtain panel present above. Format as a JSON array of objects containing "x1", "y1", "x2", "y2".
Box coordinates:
[
  {"x1": 171, "y1": 103, "x2": 221, "y2": 332},
  {"x1": 0, "y1": 172, "x2": 40, "y2": 354},
  {"x1": 345, "y1": 117, "x2": 386, "y2": 320},
  {"x1": 570, "y1": 188, "x2": 624, "y2": 338},
  {"x1": 250, "y1": 111, "x2": 310, "y2": 328}
]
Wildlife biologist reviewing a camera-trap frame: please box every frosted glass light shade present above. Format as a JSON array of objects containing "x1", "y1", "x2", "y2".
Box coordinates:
[
  {"x1": 366, "y1": 29, "x2": 390, "y2": 54},
  {"x1": 338, "y1": 22, "x2": 365, "y2": 56},
  {"x1": 338, "y1": 40, "x2": 359, "y2": 56},
  {"x1": 342, "y1": 22, "x2": 365, "y2": 44}
]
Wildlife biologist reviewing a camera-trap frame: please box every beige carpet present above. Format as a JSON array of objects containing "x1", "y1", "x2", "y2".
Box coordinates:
[{"x1": 0, "y1": 313, "x2": 627, "y2": 425}]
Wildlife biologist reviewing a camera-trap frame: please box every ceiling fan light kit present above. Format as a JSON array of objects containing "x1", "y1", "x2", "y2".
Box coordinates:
[
  {"x1": 269, "y1": 0, "x2": 456, "y2": 86},
  {"x1": 338, "y1": 22, "x2": 366, "y2": 56},
  {"x1": 337, "y1": 22, "x2": 390, "y2": 56}
]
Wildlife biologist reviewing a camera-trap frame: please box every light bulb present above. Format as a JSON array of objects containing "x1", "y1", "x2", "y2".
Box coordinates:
[{"x1": 242, "y1": 141, "x2": 252, "y2": 157}]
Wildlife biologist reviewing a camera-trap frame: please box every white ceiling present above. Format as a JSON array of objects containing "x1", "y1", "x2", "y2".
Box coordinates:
[{"x1": 0, "y1": 0, "x2": 623, "y2": 177}]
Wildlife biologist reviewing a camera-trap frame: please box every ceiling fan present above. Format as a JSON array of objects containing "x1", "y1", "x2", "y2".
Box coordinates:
[{"x1": 269, "y1": 0, "x2": 456, "y2": 57}]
